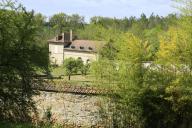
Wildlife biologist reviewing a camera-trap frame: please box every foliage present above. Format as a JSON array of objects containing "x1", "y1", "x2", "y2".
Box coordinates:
[
  {"x1": 99, "y1": 39, "x2": 118, "y2": 60},
  {"x1": 49, "y1": 13, "x2": 84, "y2": 34},
  {"x1": 80, "y1": 63, "x2": 90, "y2": 76},
  {"x1": 0, "y1": 0, "x2": 48, "y2": 122},
  {"x1": 111, "y1": 33, "x2": 145, "y2": 128},
  {"x1": 90, "y1": 59, "x2": 117, "y2": 84},
  {"x1": 92, "y1": 12, "x2": 192, "y2": 128},
  {"x1": 77, "y1": 24, "x2": 121, "y2": 41},
  {"x1": 63, "y1": 58, "x2": 79, "y2": 80},
  {"x1": 63, "y1": 57, "x2": 90, "y2": 80},
  {"x1": 143, "y1": 26, "x2": 162, "y2": 60},
  {"x1": 173, "y1": 0, "x2": 192, "y2": 15},
  {"x1": 2, "y1": 0, "x2": 192, "y2": 127}
]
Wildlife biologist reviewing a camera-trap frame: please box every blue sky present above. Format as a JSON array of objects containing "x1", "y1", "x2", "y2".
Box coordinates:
[{"x1": 19, "y1": 0, "x2": 178, "y2": 22}]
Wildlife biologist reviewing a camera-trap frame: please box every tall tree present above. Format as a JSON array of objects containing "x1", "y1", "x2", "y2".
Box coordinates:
[
  {"x1": 0, "y1": 1, "x2": 48, "y2": 121},
  {"x1": 49, "y1": 13, "x2": 68, "y2": 33},
  {"x1": 63, "y1": 58, "x2": 80, "y2": 80}
]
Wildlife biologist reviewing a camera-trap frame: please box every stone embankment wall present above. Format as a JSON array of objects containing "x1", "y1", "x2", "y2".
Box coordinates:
[{"x1": 33, "y1": 91, "x2": 112, "y2": 127}]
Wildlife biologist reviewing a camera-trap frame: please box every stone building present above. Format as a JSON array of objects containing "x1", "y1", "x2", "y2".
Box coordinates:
[{"x1": 48, "y1": 30, "x2": 104, "y2": 65}]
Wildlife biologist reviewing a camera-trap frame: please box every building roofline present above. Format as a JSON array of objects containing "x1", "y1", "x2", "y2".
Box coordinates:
[{"x1": 64, "y1": 48, "x2": 97, "y2": 53}]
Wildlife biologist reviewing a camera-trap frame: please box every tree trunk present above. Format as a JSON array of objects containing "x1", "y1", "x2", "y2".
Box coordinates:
[{"x1": 68, "y1": 75, "x2": 71, "y2": 80}]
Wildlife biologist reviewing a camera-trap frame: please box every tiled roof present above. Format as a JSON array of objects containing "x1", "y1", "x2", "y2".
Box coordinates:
[
  {"x1": 33, "y1": 80, "x2": 112, "y2": 95},
  {"x1": 65, "y1": 40, "x2": 105, "y2": 52},
  {"x1": 48, "y1": 35, "x2": 105, "y2": 52}
]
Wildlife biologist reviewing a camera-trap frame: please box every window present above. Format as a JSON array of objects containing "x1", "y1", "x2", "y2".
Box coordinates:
[
  {"x1": 71, "y1": 46, "x2": 75, "y2": 49},
  {"x1": 88, "y1": 47, "x2": 93, "y2": 50},
  {"x1": 80, "y1": 46, "x2": 84, "y2": 49}
]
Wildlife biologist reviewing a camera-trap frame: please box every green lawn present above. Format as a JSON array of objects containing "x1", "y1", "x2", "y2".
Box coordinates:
[
  {"x1": 50, "y1": 66, "x2": 113, "y2": 89},
  {"x1": 50, "y1": 66, "x2": 65, "y2": 77},
  {"x1": 50, "y1": 74, "x2": 99, "y2": 87}
]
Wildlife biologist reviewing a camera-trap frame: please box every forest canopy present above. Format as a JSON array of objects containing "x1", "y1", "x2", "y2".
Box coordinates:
[{"x1": 1, "y1": 0, "x2": 192, "y2": 128}]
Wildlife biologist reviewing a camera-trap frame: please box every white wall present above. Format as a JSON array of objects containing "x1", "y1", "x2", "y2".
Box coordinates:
[
  {"x1": 49, "y1": 44, "x2": 64, "y2": 65},
  {"x1": 49, "y1": 43, "x2": 98, "y2": 65},
  {"x1": 64, "y1": 51, "x2": 97, "y2": 64}
]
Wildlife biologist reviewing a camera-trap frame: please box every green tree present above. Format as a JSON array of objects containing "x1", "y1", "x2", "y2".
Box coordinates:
[
  {"x1": 141, "y1": 1, "x2": 192, "y2": 125},
  {"x1": 100, "y1": 39, "x2": 118, "y2": 60},
  {"x1": 68, "y1": 14, "x2": 85, "y2": 31},
  {"x1": 49, "y1": 13, "x2": 68, "y2": 33},
  {"x1": 90, "y1": 59, "x2": 117, "y2": 88},
  {"x1": 80, "y1": 63, "x2": 90, "y2": 76},
  {"x1": 63, "y1": 58, "x2": 82, "y2": 80},
  {"x1": 174, "y1": 0, "x2": 192, "y2": 15},
  {"x1": 91, "y1": 33, "x2": 145, "y2": 127},
  {"x1": 0, "y1": 1, "x2": 48, "y2": 121}
]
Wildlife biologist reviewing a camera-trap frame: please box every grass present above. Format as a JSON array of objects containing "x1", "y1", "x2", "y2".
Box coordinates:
[
  {"x1": 49, "y1": 66, "x2": 113, "y2": 89},
  {"x1": 48, "y1": 66, "x2": 116, "y2": 88},
  {"x1": 50, "y1": 66, "x2": 65, "y2": 77},
  {"x1": 50, "y1": 74, "x2": 98, "y2": 87},
  {"x1": 50, "y1": 66, "x2": 94, "y2": 86}
]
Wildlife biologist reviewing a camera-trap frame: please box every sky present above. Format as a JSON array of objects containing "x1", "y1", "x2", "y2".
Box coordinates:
[{"x1": 19, "y1": 0, "x2": 178, "y2": 22}]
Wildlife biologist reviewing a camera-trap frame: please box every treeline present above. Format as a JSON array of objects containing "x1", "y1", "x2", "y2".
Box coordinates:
[
  {"x1": 45, "y1": 12, "x2": 179, "y2": 61},
  {"x1": 26, "y1": 4, "x2": 180, "y2": 63},
  {"x1": 46, "y1": 12, "x2": 178, "y2": 39},
  {"x1": 47, "y1": 12, "x2": 178, "y2": 32},
  {"x1": 1, "y1": 0, "x2": 192, "y2": 127},
  {"x1": 90, "y1": 0, "x2": 192, "y2": 128}
]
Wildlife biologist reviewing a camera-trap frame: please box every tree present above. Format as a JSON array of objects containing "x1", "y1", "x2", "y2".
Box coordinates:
[
  {"x1": 140, "y1": 26, "x2": 192, "y2": 128},
  {"x1": 91, "y1": 33, "x2": 145, "y2": 127},
  {"x1": 143, "y1": 26, "x2": 162, "y2": 60},
  {"x1": 77, "y1": 24, "x2": 106, "y2": 40},
  {"x1": 49, "y1": 13, "x2": 68, "y2": 33},
  {"x1": 139, "y1": 13, "x2": 148, "y2": 30},
  {"x1": 80, "y1": 63, "x2": 90, "y2": 76},
  {"x1": 68, "y1": 14, "x2": 85, "y2": 31},
  {"x1": 49, "y1": 13, "x2": 85, "y2": 34},
  {"x1": 100, "y1": 39, "x2": 118, "y2": 60},
  {"x1": 141, "y1": 2, "x2": 192, "y2": 125},
  {"x1": 0, "y1": 1, "x2": 48, "y2": 121},
  {"x1": 75, "y1": 58, "x2": 89, "y2": 76},
  {"x1": 173, "y1": 0, "x2": 192, "y2": 15},
  {"x1": 63, "y1": 58, "x2": 81, "y2": 80}
]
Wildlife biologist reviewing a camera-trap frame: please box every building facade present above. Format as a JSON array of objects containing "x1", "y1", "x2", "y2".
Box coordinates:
[{"x1": 48, "y1": 31, "x2": 104, "y2": 65}]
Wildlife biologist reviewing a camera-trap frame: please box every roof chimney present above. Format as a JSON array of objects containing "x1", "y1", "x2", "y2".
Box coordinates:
[
  {"x1": 70, "y1": 29, "x2": 72, "y2": 42},
  {"x1": 62, "y1": 33, "x2": 65, "y2": 42}
]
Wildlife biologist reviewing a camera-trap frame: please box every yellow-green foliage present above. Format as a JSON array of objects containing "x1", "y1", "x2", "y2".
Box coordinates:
[
  {"x1": 118, "y1": 33, "x2": 143, "y2": 62},
  {"x1": 157, "y1": 27, "x2": 190, "y2": 65}
]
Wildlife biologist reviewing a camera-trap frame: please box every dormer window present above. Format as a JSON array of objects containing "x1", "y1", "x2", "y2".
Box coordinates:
[
  {"x1": 71, "y1": 46, "x2": 75, "y2": 49},
  {"x1": 88, "y1": 47, "x2": 93, "y2": 50},
  {"x1": 80, "y1": 46, "x2": 84, "y2": 49},
  {"x1": 58, "y1": 35, "x2": 62, "y2": 40}
]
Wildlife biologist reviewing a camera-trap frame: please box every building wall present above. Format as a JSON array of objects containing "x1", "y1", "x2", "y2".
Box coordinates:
[
  {"x1": 64, "y1": 51, "x2": 97, "y2": 64},
  {"x1": 49, "y1": 43, "x2": 98, "y2": 65},
  {"x1": 49, "y1": 44, "x2": 64, "y2": 65}
]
